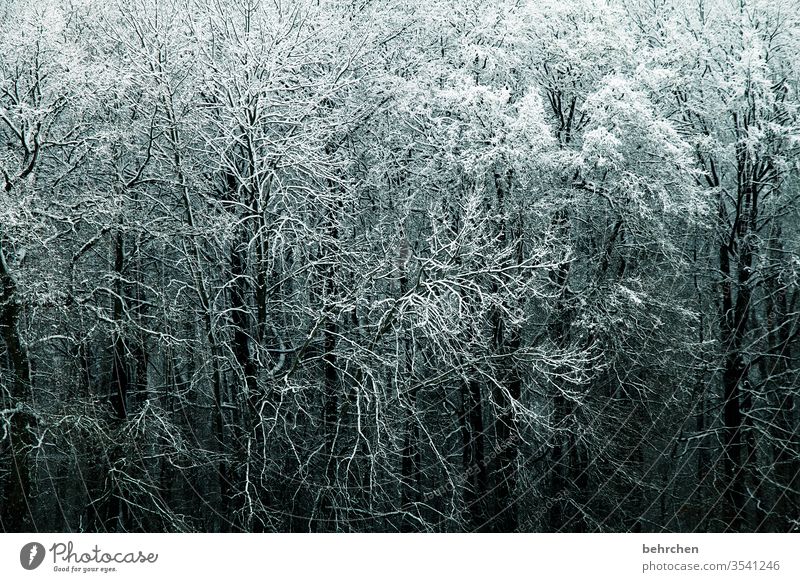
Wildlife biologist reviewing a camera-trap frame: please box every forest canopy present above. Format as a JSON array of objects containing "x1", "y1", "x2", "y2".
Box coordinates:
[{"x1": 0, "y1": 0, "x2": 799, "y2": 532}]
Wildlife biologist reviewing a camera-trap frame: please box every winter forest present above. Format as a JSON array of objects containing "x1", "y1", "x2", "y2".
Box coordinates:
[{"x1": 0, "y1": 0, "x2": 799, "y2": 533}]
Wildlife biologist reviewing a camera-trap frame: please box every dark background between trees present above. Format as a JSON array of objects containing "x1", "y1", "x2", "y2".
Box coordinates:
[{"x1": 1, "y1": 0, "x2": 799, "y2": 532}]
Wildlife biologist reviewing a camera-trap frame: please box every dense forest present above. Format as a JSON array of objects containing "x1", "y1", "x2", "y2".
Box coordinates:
[{"x1": 0, "y1": 0, "x2": 799, "y2": 533}]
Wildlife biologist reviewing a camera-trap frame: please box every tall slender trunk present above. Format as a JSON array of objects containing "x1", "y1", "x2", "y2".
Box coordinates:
[
  {"x1": 491, "y1": 322, "x2": 521, "y2": 532},
  {"x1": 765, "y1": 227, "x2": 798, "y2": 530},
  {"x1": 318, "y1": 179, "x2": 342, "y2": 531},
  {"x1": 460, "y1": 376, "x2": 488, "y2": 531},
  {"x1": 489, "y1": 170, "x2": 520, "y2": 532},
  {"x1": 399, "y1": 270, "x2": 421, "y2": 531},
  {"x1": 170, "y1": 125, "x2": 228, "y2": 530},
  {"x1": 0, "y1": 235, "x2": 33, "y2": 531},
  {"x1": 229, "y1": 239, "x2": 257, "y2": 399},
  {"x1": 719, "y1": 161, "x2": 756, "y2": 530},
  {"x1": 111, "y1": 229, "x2": 129, "y2": 420},
  {"x1": 546, "y1": 206, "x2": 583, "y2": 531}
]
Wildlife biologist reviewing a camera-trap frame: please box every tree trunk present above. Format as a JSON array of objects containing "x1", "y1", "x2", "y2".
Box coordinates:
[
  {"x1": 399, "y1": 270, "x2": 421, "y2": 531},
  {"x1": 460, "y1": 376, "x2": 488, "y2": 531},
  {"x1": 0, "y1": 235, "x2": 33, "y2": 532}
]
